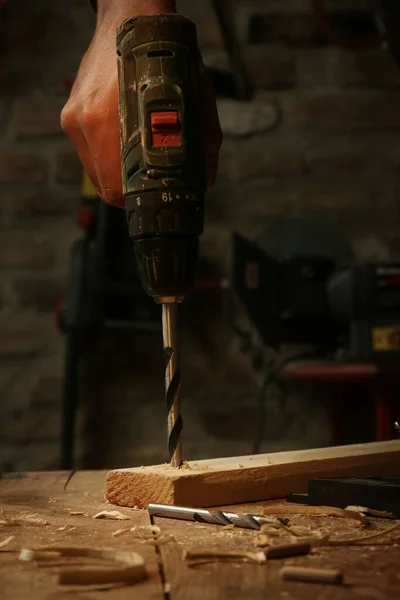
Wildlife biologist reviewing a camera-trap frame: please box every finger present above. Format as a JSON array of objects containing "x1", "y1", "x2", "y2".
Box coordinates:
[
  {"x1": 80, "y1": 84, "x2": 125, "y2": 209},
  {"x1": 61, "y1": 104, "x2": 101, "y2": 194}
]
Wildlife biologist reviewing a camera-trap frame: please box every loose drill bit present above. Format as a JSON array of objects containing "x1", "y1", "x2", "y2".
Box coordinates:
[
  {"x1": 162, "y1": 303, "x2": 183, "y2": 468},
  {"x1": 148, "y1": 503, "x2": 288, "y2": 530}
]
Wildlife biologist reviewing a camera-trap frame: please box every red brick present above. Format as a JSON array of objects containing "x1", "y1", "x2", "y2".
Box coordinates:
[
  {"x1": 14, "y1": 277, "x2": 64, "y2": 313},
  {"x1": 56, "y1": 151, "x2": 83, "y2": 183},
  {"x1": 0, "y1": 240, "x2": 52, "y2": 269},
  {"x1": 13, "y1": 189, "x2": 77, "y2": 218},
  {"x1": 13, "y1": 98, "x2": 65, "y2": 138},
  {"x1": 0, "y1": 152, "x2": 46, "y2": 183},
  {"x1": 0, "y1": 329, "x2": 42, "y2": 359},
  {"x1": 285, "y1": 93, "x2": 400, "y2": 130}
]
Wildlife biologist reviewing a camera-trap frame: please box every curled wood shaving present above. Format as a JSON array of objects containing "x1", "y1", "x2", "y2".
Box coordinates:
[
  {"x1": 112, "y1": 525, "x2": 161, "y2": 538},
  {"x1": 93, "y1": 511, "x2": 130, "y2": 521},
  {"x1": 263, "y1": 505, "x2": 368, "y2": 524},
  {"x1": 19, "y1": 546, "x2": 147, "y2": 586},
  {"x1": 346, "y1": 506, "x2": 396, "y2": 519},
  {"x1": 0, "y1": 519, "x2": 21, "y2": 527},
  {"x1": 180, "y1": 461, "x2": 192, "y2": 470},
  {"x1": 0, "y1": 535, "x2": 14, "y2": 549},
  {"x1": 256, "y1": 534, "x2": 271, "y2": 548},
  {"x1": 184, "y1": 549, "x2": 266, "y2": 565},
  {"x1": 20, "y1": 512, "x2": 49, "y2": 526},
  {"x1": 289, "y1": 535, "x2": 330, "y2": 547},
  {"x1": 330, "y1": 521, "x2": 400, "y2": 546}
]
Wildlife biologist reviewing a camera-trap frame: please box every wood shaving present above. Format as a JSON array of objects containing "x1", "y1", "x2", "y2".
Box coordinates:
[
  {"x1": 289, "y1": 535, "x2": 330, "y2": 547},
  {"x1": 0, "y1": 519, "x2": 21, "y2": 527},
  {"x1": 149, "y1": 533, "x2": 175, "y2": 545},
  {"x1": 19, "y1": 546, "x2": 147, "y2": 586},
  {"x1": 180, "y1": 461, "x2": 192, "y2": 470},
  {"x1": 260, "y1": 525, "x2": 282, "y2": 537},
  {"x1": 93, "y1": 511, "x2": 130, "y2": 521},
  {"x1": 330, "y1": 521, "x2": 400, "y2": 546},
  {"x1": 57, "y1": 527, "x2": 67, "y2": 532},
  {"x1": 112, "y1": 528, "x2": 130, "y2": 538},
  {"x1": 69, "y1": 512, "x2": 88, "y2": 517},
  {"x1": 0, "y1": 535, "x2": 14, "y2": 549},
  {"x1": 256, "y1": 534, "x2": 271, "y2": 548},
  {"x1": 346, "y1": 506, "x2": 396, "y2": 519},
  {"x1": 184, "y1": 549, "x2": 266, "y2": 565},
  {"x1": 263, "y1": 505, "x2": 369, "y2": 525},
  {"x1": 20, "y1": 513, "x2": 49, "y2": 527},
  {"x1": 68, "y1": 527, "x2": 76, "y2": 532},
  {"x1": 113, "y1": 525, "x2": 161, "y2": 539}
]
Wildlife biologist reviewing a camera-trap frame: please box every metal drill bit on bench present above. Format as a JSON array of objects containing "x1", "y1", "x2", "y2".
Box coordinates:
[
  {"x1": 148, "y1": 503, "x2": 288, "y2": 530},
  {"x1": 162, "y1": 303, "x2": 183, "y2": 468}
]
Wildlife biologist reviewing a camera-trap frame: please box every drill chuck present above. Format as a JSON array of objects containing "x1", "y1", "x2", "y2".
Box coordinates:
[{"x1": 117, "y1": 14, "x2": 206, "y2": 304}]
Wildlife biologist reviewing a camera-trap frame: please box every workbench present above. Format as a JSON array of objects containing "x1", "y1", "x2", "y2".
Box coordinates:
[{"x1": 1, "y1": 471, "x2": 399, "y2": 599}]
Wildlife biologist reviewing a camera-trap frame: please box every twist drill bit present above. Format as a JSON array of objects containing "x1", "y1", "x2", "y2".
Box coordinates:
[
  {"x1": 162, "y1": 303, "x2": 183, "y2": 468},
  {"x1": 148, "y1": 503, "x2": 288, "y2": 530}
]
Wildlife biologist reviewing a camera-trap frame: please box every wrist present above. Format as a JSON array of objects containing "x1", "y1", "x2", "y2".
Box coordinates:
[{"x1": 97, "y1": 0, "x2": 176, "y2": 22}]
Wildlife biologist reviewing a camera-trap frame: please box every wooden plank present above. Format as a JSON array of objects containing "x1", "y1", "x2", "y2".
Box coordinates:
[
  {"x1": 0, "y1": 471, "x2": 164, "y2": 600},
  {"x1": 106, "y1": 440, "x2": 400, "y2": 508},
  {"x1": 154, "y1": 500, "x2": 400, "y2": 600}
]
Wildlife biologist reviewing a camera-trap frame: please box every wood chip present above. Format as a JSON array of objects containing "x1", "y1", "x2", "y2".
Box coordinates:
[
  {"x1": 330, "y1": 521, "x2": 400, "y2": 545},
  {"x1": 19, "y1": 546, "x2": 147, "y2": 586},
  {"x1": 264, "y1": 504, "x2": 369, "y2": 524},
  {"x1": 256, "y1": 534, "x2": 271, "y2": 548},
  {"x1": 184, "y1": 549, "x2": 266, "y2": 565},
  {"x1": 0, "y1": 535, "x2": 14, "y2": 549},
  {"x1": 281, "y1": 565, "x2": 343, "y2": 585},
  {"x1": 346, "y1": 506, "x2": 396, "y2": 519},
  {"x1": 112, "y1": 525, "x2": 161, "y2": 538},
  {"x1": 93, "y1": 511, "x2": 130, "y2": 521}
]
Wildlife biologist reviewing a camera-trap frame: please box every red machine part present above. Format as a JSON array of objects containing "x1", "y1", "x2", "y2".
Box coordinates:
[{"x1": 150, "y1": 111, "x2": 181, "y2": 147}]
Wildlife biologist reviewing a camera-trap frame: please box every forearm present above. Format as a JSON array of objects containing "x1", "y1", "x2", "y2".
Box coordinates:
[{"x1": 97, "y1": 0, "x2": 177, "y2": 22}]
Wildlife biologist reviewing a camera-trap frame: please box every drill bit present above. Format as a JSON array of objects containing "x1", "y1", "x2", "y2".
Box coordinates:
[
  {"x1": 162, "y1": 303, "x2": 183, "y2": 468},
  {"x1": 148, "y1": 503, "x2": 287, "y2": 530}
]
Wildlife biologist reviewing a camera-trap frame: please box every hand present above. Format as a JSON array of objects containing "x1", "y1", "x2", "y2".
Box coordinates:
[{"x1": 61, "y1": 3, "x2": 222, "y2": 207}]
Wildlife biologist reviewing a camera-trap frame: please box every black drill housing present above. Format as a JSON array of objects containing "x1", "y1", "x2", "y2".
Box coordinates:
[{"x1": 117, "y1": 14, "x2": 206, "y2": 302}]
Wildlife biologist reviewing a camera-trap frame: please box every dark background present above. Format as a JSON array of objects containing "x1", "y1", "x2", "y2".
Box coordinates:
[{"x1": 0, "y1": 0, "x2": 399, "y2": 471}]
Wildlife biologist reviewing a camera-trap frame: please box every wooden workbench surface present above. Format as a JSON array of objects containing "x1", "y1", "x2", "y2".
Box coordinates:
[{"x1": 1, "y1": 471, "x2": 399, "y2": 599}]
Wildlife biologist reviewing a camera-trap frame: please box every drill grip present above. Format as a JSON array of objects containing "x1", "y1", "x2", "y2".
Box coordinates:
[{"x1": 117, "y1": 14, "x2": 206, "y2": 239}]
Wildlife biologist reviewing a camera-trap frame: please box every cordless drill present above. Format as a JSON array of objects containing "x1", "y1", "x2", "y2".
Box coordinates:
[{"x1": 116, "y1": 15, "x2": 206, "y2": 467}]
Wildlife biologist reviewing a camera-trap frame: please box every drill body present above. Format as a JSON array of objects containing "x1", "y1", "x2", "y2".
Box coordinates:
[
  {"x1": 117, "y1": 14, "x2": 206, "y2": 466},
  {"x1": 117, "y1": 14, "x2": 206, "y2": 303}
]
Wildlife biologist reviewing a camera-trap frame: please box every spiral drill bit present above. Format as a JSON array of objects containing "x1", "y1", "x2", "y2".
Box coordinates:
[
  {"x1": 148, "y1": 503, "x2": 288, "y2": 530},
  {"x1": 162, "y1": 303, "x2": 183, "y2": 468}
]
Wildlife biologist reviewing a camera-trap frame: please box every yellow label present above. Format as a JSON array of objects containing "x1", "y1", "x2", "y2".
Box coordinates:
[
  {"x1": 82, "y1": 172, "x2": 98, "y2": 199},
  {"x1": 372, "y1": 325, "x2": 400, "y2": 351}
]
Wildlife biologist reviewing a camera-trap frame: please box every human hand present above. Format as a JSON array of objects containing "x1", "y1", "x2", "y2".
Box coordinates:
[{"x1": 61, "y1": 1, "x2": 222, "y2": 207}]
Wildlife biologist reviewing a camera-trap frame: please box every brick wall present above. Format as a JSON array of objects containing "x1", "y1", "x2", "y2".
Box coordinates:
[{"x1": 1, "y1": 0, "x2": 399, "y2": 471}]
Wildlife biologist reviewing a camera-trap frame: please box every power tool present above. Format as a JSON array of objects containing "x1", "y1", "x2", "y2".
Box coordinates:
[{"x1": 116, "y1": 15, "x2": 206, "y2": 467}]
